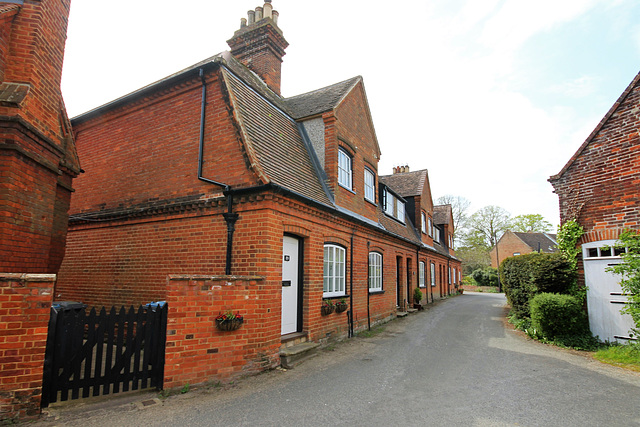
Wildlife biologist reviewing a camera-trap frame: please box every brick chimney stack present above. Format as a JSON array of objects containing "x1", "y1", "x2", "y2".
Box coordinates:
[
  {"x1": 227, "y1": 1, "x2": 288, "y2": 95},
  {"x1": 0, "y1": 0, "x2": 80, "y2": 273}
]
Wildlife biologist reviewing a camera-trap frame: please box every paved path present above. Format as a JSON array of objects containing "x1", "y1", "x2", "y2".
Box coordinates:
[{"x1": 39, "y1": 292, "x2": 640, "y2": 426}]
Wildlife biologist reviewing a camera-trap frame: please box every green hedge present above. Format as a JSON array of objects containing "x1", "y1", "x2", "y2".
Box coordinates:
[
  {"x1": 500, "y1": 252, "x2": 575, "y2": 319},
  {"x1": 530, "y1": 293, "x2": 588, "y2": 340},
  {"x1": 470, "y1": 267, "x2": 499, "y2": 287}
]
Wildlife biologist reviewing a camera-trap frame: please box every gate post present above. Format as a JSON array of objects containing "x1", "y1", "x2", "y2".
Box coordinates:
[{"x1": 0, "y1": 274, "x2": 55, "y2": 422}]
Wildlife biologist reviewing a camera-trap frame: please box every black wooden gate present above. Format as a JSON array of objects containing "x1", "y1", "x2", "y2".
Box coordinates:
[{"x1": 41, "y1": 303, "x2": 168, "y2": 407}]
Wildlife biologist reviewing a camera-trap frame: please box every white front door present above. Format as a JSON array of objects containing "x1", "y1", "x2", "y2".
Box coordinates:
[
  {"x1": 583, "y1": 240, "x2": 636, "y2": 343},
  {"x1": 281, "y1": 236, "x2": 299, "y2": 335}
]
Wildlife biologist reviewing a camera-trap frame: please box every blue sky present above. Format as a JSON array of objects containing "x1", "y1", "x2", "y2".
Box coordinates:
[{"x1": 61, "y1": 1, "x2": 640, "y2": 231}]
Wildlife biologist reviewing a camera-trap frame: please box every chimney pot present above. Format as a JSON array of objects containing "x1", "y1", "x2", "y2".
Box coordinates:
[
  {"x1": 255, "y1": 6, "x2": 263, "y2": 21},
  {"x1": 263, "y1": 2, "x2": 273, "y2": 19},
  {"x1": 240, "y1": 17, "x2": 247, "y2": 28},
  {"x1": 272, "y1": 10, "x2": 279, "y2": 25},
  {"x1": 247, "y1": 10, "x2": 255, "y2": 25}
]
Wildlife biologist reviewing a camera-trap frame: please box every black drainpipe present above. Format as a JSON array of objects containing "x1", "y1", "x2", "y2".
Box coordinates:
[
  {"x1": 197, "y1": 68, "x2": 238, "y2": 275},
  {"x1": 348, "y1": 232, "x2": 355, "y2": 338},
  {"x1": 416, "y1": 246, "x2": 420, "y2": 304},
  {"x1": 367, "y1": 241, "x2": 371, "y2": 331}
]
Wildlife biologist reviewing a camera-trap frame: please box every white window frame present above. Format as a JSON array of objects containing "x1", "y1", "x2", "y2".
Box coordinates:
[
  {"x1": 338, "y1": 148, "x2": 352, "y2": 190},
  {"x1": 369, "y1": 252, "x2": 383, "y2": 292},
  {"x1": 430, "y1": 262, "x2": 436, "y2": 287},
  {"x1": 449, "y1": 266, "x2": 452, "y2": 284},
  {"x1": 434, "y1": 227, "x2": 441, "y2": 243},
  {"x1": 421, "y1": 212, "x2": 427, "y2": 234},
  {"x1": 419, "y1": 261, "x2": 426, "y2": 287},
  {"x1": 428, "y1": 217, "x2": 433, "y2": 237},
  {"x1": 324, "y1": 244, "x2": 346, "y2": 297},
  {"x1": 364, "y1": 168, "x2": 375, "y2": 203},
  {"x1": 384, "y1": 189, "x2": 394, "y2": 216},
  {"x1": 396, "y1": 198, "x2": 405, "y2": 223}
]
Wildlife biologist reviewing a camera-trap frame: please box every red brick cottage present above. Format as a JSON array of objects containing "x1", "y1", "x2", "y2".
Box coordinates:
[
  {"x1": 0, "y1": 0, "x2": 79, "y2": 419},
  {"x1": 549, "y1": 70, "x2": 640, "y2": 343},
  {"x1": 56, "y1": 2, "x2": 461, "y2": 380},
  {"x1": 489, "y1": 231, "x2": 557, "y2": 268}
]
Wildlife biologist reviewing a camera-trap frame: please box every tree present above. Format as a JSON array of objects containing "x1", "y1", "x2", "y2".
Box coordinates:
[
  {"x1": 456, "y1": 245, "x2": 491, "y2": 275},
  {"x1": 435, "y1": 195, "x2": 471, "y2": 243},
  {"x1": 463, "y1": 205, "x2": 511, "y2": 249},
  {"x1": 511, "y1": 214, "x2": 552, "y2": 233}
]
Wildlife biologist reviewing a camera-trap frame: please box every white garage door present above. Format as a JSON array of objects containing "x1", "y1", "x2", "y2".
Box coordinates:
[{"x1": 583, "y1": 240, "x2": 636, "y2": 344}]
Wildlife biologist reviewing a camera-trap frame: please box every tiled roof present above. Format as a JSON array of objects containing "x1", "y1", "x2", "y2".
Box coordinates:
[
  {"x1": 513, "y1": 232, "x2": 558, "y2": 253},
  {"x1": 222, "y1": 68, "x2": 333, "y2": 207},
  {"x1": 433, "y1": 205, "x2": 452, "y2": 225},
  {"x1": 378, "y1": 169, "x2": 427, "y2": 198},
  {"x1": 284, "y1": 77, "x2": 361, "y2": 120},
  {"x1": 0, "y1": 3, "x2": 21, "y2": 16}
]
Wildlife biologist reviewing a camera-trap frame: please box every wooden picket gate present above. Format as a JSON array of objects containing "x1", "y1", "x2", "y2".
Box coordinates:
[{"x1": 41, "y1": 303, "x2": 168, "y2": 407}]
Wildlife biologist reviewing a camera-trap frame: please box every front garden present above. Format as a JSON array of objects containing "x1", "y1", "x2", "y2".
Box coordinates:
[{"x1": 499, "y1": 221, "x2": 640, "y2": 369}]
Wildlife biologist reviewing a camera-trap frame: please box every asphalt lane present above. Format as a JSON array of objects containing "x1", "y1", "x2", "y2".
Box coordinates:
[{"x1": 39, "y1": 292, "x2": 640, "y2": 426}]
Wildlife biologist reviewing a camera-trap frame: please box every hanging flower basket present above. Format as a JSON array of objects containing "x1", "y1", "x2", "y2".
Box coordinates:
[
  {"x1": 321, "y1": 300, "x2": 335, "y2": 315},
  {"x1": 215, "y1": 312, "x2": 244, "y2": 331},
  {"x1": 335, "y1": 302, "x2": 348, "y2": 313}
]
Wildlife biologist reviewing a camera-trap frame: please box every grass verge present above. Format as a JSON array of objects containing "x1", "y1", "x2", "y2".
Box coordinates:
[{"x1": 594, "y1": 343, "x2": 640, "y2": 372}]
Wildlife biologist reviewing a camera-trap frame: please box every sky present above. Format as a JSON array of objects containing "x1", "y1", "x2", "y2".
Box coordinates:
[{"x1": 60, "y1": 0, "x2": 640, "y2": 231}]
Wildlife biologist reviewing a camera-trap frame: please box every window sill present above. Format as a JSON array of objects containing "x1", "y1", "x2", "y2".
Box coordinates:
[
  {"x1": 339, "y1": 183, "x2": 356, "y2": 195},
  {"x1": 383, "y1": 212, "x2": 406, "y2": 225},
  {"x1": 323, "y1": 294, "x2": 349, "y2": 300},
  {"x1": 368, "y1": 290, "x2": 385, "y2": 295}
]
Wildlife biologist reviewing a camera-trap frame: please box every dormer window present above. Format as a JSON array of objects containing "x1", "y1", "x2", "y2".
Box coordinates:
[
  {"x1": 364, "y1": 168, "x2": 375, "y2": 203},
  {"x1": 428, "y1": 217, "x2": 433, "y2": 237},
  {"x1": 434, "y1": 227, "x2": 441, "y2": 243},
  {"x1": 338, "y1": 148, "x2": 352, "y2": 190},
  {"x1": 396, "y1": 198, "x2": 405, "y2": 223},
  {"x1": 421, "y1": 212, "x2": 427, "y2": 234},
  {"x1": 383, "y1": 188, "x2": 405, "y2": 223}
]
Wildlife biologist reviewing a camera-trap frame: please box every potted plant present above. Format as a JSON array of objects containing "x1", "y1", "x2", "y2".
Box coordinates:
[
  {"x1": 335, "y1": 298, "x2": 348, "y2": 313},
  {"x1": 413, "y1": 287, "x2": 424, "y2": 310},
  {"x1": 215, "y1": 311, "x2": 244, "y2": 331},
  {"x1": 321, "y1": 299, "x2": 335, "y2": 315}
]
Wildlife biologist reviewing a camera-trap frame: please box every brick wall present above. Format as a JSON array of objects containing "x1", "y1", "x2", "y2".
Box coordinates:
[
  {"x1": 0, "y1": 274, "x2": 54, "y2": 422},
  {"x1": 0, "y1": 0, "x2": 79, "y2": 274},
  {"x1": 164, "y1": 275, "x2": 280, "y2": 389},
  {"x1": 550, "y1": 78, "x2": 640, "y2": 241},
  {"x1": 332, "y1": 81, "x2": 381, "y2": 223}
]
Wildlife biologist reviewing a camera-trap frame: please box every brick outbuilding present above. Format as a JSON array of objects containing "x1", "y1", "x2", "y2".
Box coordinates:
[
  {"x1": 57, "y1": 2, "x2": 461, "y2": 357},
  {"x1": 549, "y1": 70, "x2": 640, "y2": 343}
]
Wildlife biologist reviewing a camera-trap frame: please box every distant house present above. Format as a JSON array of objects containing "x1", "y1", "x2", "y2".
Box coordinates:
[
  {"x1": 549, "y1": 70, "x2": 640, "y2": 343},
  {"x1": 56, "y1": 1, "x2": 462, "y2": 351},
  {"x1": 490, "y1": 231, "x2": 557, "y2": 268}
]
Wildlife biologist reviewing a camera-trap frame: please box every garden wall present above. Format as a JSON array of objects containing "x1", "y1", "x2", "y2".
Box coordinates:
[
  {"x1": 0, "y1": 274, "x2": 54, "y2": 422},
  {"x1": 163, "y1": 275, "x2": 281, "y2": 389}
]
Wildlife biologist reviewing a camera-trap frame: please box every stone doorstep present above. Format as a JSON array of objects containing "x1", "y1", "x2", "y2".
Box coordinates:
[
  {"x1": 396, "y1": 311, "x2": 408, "y2": 317},
  {"x1": 279, "y1": 342, "x2": 320, "y2": 369}
]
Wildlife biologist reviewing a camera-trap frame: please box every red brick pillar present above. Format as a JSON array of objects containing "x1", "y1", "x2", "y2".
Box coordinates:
[{"x1": 0, "y1": 273, "x2": 54, "y2": 422}]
